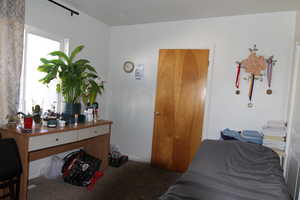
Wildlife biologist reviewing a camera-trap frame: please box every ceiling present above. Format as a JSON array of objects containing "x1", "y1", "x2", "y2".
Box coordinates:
[{"x1": 62, "y1": 0, "x2": 300, "y2": 26}]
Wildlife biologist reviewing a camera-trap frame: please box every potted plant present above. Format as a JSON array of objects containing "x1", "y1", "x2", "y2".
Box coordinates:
[
  {"x1": 17, "y1": 112, "x2": 33, "y2": 130},
  {"x1": 38, "y1": 45, "x2": 104, "y2": 116},
  {"x1": 32, "y1": 104, "x2": 42, "y2": 124}
]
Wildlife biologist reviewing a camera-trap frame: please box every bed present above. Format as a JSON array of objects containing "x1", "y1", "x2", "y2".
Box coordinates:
[{"x1": 160, "y1": 140, "x2": 290, "y2": 200}]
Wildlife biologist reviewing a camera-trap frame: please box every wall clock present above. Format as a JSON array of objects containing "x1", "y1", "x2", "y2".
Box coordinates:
[{"x1": 123, "y1": 61, "x2": 135, "y2": 73}]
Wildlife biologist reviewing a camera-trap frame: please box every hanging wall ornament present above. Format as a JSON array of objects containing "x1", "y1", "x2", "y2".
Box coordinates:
[
  {"x1": 266, "y1": 56, "x2": 277, "y2": 95},
  {"x1": 241, "y1": 45, "x2": 267, "y2": 107},
  {"x1": 235, "y1": 62, "x2": 242, "y2": 95},
  {"x1": 233, "y1": 45, "x2": 277, "y2": 107},
  {"x1": 248, "y1": 74, "x2": 255, "y2": 108},
  {"x1": 242, "y1": 51, "x2": 267, "y2": 76}
]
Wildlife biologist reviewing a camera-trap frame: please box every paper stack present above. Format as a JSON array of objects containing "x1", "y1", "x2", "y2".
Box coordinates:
[{"x1": 262, "y1": 120, "x2": 286, "y2": 151}]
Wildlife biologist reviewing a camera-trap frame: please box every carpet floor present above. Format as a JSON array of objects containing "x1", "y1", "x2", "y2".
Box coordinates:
[{"x1": 29, "y1": 161, "x2": 181, "y2": 200}]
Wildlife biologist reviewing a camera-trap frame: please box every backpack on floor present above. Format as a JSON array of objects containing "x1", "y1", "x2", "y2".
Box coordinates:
[{"x1": 62, "y1": 150, "x2": 102, "y2": 187}]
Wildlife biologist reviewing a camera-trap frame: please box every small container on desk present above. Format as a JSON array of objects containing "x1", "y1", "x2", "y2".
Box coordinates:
[{"x1": 24, "y1": 117, "x2": 33, "y2": 130}]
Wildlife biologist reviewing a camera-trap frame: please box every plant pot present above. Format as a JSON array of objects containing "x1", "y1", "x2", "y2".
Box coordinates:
[
  {"x1": 24, "y1": 117, "x2": 33, "y2": 130},
  {"x1": 63, "y1": 103, "x2": 81, "y2": 116}
]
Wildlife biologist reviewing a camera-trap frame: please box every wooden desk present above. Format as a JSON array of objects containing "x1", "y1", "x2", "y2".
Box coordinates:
[{"x1": 0, "y1": 120, "x2": 112, "y2": 200}]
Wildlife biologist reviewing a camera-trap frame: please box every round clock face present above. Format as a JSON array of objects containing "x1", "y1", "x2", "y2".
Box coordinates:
[{"x1": 123, "y1": 61, "x2": 135, "y2": 73}]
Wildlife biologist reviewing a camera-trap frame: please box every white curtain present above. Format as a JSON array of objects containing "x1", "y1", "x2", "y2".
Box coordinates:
[{"x1": 0, "y1": 0, "x2": 25, "y2": 124}]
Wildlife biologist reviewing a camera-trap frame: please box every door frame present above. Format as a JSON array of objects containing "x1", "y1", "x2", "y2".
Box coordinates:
[
  {"x1": 285, "y1": 43, "x2": 300, "y2": 172},
  {"x1": 284, "y1": 43, "x2": 300, "y2": 199},
  {"x1": 152, "y1": 45, "x2": 216, "y2": 143}
]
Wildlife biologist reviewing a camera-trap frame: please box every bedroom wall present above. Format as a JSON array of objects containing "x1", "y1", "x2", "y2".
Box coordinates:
[
  {"x1": 25, "y1": 0, "x2": 110, "y2": 179},
  {"x1": 108, "y1": 12, "x2": 296, "y2": 162},
  {"x1": 296, "y1": 11, "x2": 300, "y2": 43}
]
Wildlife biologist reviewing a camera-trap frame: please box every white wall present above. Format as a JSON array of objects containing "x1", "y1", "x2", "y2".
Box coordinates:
[
  {"x1": 108, "y1": 12, "x2": 296, "y2": 162},
  {"x1": 292, "y1": 13, "x2": 300, "y2": 156},
  {"x1": 25, "y1": 0, "x2": 109, "y2": 179},
  {"x1": 296, "y1": 11, "x2": 300, "y2": 43}
]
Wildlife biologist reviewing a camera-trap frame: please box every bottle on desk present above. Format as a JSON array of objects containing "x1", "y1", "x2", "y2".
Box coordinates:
[
  {"x1": 74, "y1": 114, "x2": 78, "y2": 126},
  {"x1": 85, "y1": 108, "x2": 94, "y2": 122}
]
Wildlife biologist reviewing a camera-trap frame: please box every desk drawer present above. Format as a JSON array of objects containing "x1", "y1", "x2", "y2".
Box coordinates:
[
  {"x1": 78, "y1": 125, "x2": 109, "y2": 140},
  {"x1": 29, "y1": 131, "x2": 78, "y2": 152}
]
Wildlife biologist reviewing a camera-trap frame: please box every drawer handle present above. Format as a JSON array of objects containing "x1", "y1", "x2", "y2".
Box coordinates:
[{"x1": 56, "y1": 138, "x2": 59, "y2": 142}]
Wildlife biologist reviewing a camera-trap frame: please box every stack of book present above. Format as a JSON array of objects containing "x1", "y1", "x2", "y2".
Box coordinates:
[{"x1": 262, "y1": 121, "x2": 286, "y2": 154}]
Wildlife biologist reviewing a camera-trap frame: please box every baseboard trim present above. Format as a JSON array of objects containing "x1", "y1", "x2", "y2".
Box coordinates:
[{"x1": 128, "y1": 154, "x2": 150, "y2": 163}]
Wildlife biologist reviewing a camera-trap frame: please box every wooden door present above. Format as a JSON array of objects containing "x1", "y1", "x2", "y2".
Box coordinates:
[{"x1": 151, "y1": 49, "x2": 209, "y2": 172}]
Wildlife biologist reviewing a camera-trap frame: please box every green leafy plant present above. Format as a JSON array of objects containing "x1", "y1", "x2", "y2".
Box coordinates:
[{"x1": 38, "y1": 45, "x2": 104, "y2": 104}]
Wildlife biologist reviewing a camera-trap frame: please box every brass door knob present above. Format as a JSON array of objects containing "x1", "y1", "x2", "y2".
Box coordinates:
[{"x1": 154, "y1": 112, "x2": 161, "y2": 116}]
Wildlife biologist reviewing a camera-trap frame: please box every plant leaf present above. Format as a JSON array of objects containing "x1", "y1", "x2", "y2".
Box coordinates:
[
  {"x1": 38, "y1": 64, "x2": 53, "y2": 73},
  {"x1": 85, "y1": 73, "x2": 98, "y2": 79},
  {"x1": 70, "y1": 45, "x2": 84, "y2": 61},
  {"x1": 84, "y1": 64, "x2": 97, "y2": 73},
  {"x1": 49, "y1": 51, "x2": 70, "y2": 64},
  {"x1": 56, "y1": 83, "x2": 61, "y2": 93},
  {"x1": 47, "y1": 59, "x2": 66, "y2": 66},
  {"x1": 75, "y1": 59, "x2": 90, "y2": 66},
  {"x1": 40, "y1": 58, "x2": 50, "y2": 64}
]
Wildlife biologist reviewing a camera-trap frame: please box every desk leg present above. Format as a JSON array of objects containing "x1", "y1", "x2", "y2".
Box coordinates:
[
  {"x1": 17, "y1": 136, "x2": 29, "y2": 200},
  {"x1": 84, "y1": 134, "x2": 110, "y2": 170},
  {"x1": 20, "y1": 153, "x2": 29, "y2": 200}
]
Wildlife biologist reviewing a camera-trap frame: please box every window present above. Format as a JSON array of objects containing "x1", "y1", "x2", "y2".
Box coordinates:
[{"x1": 20, "y1": 28, "x2": 68, "y2": 114}]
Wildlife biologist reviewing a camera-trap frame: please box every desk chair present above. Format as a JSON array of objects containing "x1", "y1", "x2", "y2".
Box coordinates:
[{"x1": 0, "y1": 139, "x2": 22, "y2": 200}]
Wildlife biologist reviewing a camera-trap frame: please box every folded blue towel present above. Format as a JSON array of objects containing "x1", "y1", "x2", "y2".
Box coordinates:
[
  {"x1": 221, "y1": 129, "x2": 263, "y2": 145},
  {"x1": 241, "y1": 130, "x2": 263, "y2": 144},
  {"x1": 221, "y1": 129, "x2": 242, "y2": 140}
]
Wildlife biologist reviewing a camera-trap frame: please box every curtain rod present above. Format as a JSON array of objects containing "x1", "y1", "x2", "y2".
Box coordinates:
[{"x1": 48, "y1": 0, "x2": 80, "y2": 16}]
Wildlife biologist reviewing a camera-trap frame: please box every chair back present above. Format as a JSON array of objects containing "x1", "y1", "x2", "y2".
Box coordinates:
[{"x1": 0, "y1": 139, "x2": 22, "y2": 181}]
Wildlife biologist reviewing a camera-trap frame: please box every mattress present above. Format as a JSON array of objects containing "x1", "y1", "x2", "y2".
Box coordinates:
[{"x1": 160, "y1": 140, "x2": 290, "y2": 200}]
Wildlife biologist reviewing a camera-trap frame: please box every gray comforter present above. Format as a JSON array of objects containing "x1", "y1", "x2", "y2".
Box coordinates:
[{"x1": 160, "y1": 140, "x2": 290, "y2": 200}]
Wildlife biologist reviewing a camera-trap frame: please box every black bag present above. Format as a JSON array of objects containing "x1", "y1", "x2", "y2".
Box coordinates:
[
  {"x1": 109, "y1": 151, "x2": 128, "y2": 168},
  {"x1": 62, "y1": 150, "x2": 101, "y2": 187}
]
